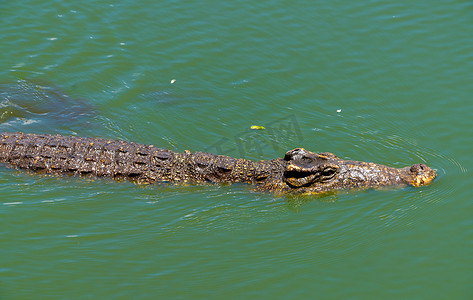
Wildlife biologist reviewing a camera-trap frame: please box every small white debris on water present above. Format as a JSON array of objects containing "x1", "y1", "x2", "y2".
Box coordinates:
[
  {"x1": 170, "y1": 79, "x2": 176, "y2": 84},
  {"x1": 66, "y1": 235, "x2": 79, "y2": 238},
  {"x1": 47, "y1": 37, "x2": 58, "y2": 41},
  {"x1": 337, "y1": 109, "x2": 342, "y2": 113},
  {"x1": 119, "y1": 42, "x2": 126, "y2": 45}
]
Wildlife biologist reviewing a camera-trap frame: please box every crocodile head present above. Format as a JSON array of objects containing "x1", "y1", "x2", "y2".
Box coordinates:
[{"x1": 282, "y1": 148, "x2": 436, "y2": 194}]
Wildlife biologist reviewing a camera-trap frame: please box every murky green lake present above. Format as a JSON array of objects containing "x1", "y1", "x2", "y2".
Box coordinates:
[{"x1": 1, "y1": 0, "x2": 472, "y2": 299}]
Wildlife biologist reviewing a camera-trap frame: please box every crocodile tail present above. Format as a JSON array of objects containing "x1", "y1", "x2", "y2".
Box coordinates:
[{"x1": 0, "y1": 132, "x2": 176, "y2": 183}]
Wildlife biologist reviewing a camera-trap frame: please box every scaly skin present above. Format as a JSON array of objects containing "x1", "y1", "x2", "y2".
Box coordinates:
[{"x1": 0, "y1": 132, "x2": 436, "y2": 194}]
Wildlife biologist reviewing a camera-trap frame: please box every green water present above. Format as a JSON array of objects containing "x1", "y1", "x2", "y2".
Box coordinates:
[{"x1": 1, "y1": 0, "x2": 472, "y2": 298}]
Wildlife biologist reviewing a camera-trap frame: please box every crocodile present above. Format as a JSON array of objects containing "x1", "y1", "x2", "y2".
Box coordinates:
[{"x1": 0, "y1": 132, "x2": 436, "y2": 194}]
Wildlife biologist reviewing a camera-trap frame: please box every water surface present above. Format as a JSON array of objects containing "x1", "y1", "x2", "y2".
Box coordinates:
[{"x1": 1, "y1": 0, "x2": 472, "y2": 299}]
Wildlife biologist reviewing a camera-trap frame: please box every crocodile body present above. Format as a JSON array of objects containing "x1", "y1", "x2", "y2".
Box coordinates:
[{"x1": 0, "y1": 132, "x2": 436, "y2": 194}]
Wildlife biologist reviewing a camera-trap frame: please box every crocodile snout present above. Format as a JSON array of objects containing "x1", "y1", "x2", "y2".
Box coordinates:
[{"x1": 408, "y1": 163, "x2": 436, "y2": 187}]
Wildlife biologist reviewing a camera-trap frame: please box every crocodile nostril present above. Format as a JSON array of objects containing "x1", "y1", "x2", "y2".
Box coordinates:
[{"x1": 410, "y1": 163, "x2": 427, "y2": 173}]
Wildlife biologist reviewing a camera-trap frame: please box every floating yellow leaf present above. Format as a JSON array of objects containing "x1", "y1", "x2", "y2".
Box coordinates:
[{"x1": 250, "y1": 125, "x2": 265, "y2": 130}]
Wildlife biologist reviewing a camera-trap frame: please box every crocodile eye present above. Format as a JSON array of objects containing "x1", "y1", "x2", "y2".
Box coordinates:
[
  {"x1": 301, "y1": 157, "x2": 313, "y2": 164},
  {"x1": 321, "y1": 167, "x2": 338, "y2": 180}
]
